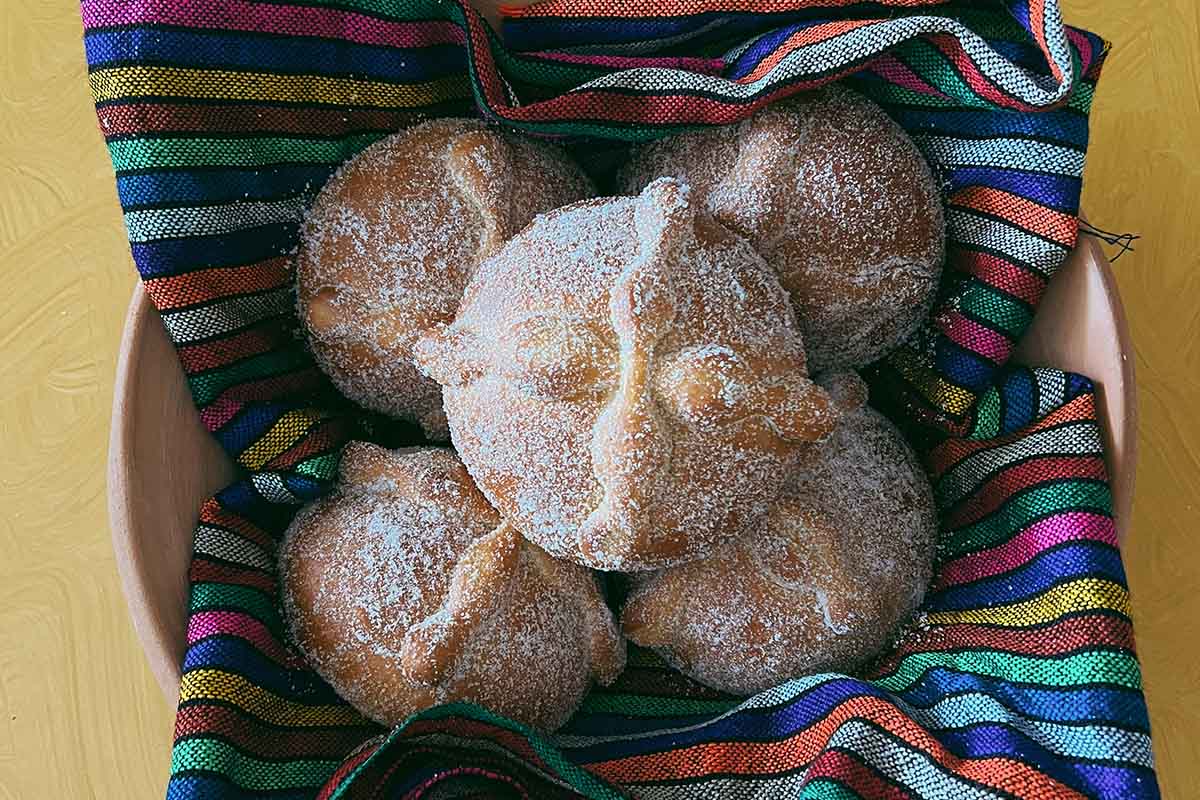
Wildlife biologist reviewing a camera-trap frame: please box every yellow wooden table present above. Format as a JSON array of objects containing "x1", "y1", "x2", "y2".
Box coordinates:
[{"x1": 0, "y1": 0, "x2": 1196, "y2": 796}]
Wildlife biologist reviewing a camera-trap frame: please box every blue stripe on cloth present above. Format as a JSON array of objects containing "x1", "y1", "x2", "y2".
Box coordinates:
[
  {"x1": 214, "y1": 403, "x2": 291, "y2": 454},
  {"x1": 725, "y1": 21, "x2": 831, "y2": 80},
  {"x1": 938, "y1": 725, "x2": 1155, "y2": 797},
  {"x1": 562, "y1": 671, "x2": 1148, "y2": 765},
  {"x1": 1004, "y1": 367, "x2": 1036, "y2": 431},
  {"x1": 924, "y1": 542, "x2": 1125, "y2": 611},
  {"x1": 896, "y1": 667, "x2": 1151, "y2": 731},
  {"x1": 182, "y1": 637, "x2": 343, "y2": 704},
  {"x1": 131, "y1": 222, "x2": 299, "y2": 278},
  {"x1": 936, "y1": 334, "x2": 1001, "y2": 392},
  {"x1": 944, "y1": 166, "x2": 1081, "y2": 210},
  {"x1": 118, "y1": 166, "x2": 332, "y2": 209},
  {"x1": 885, "y1": 107, "x2": 1090, "y2": 146},
  {"x1": 85, "y1": 28, "x2": 467, "y2": 83},
  {"x1": 1067, "y1": 373, "x2": 1094, "y2": 400},
  {"x1": 282, "y1": 473, "x2": 327, "y2": 501},
  {"x1": 167, "y1": 774, "x2": 313, "y2": 800}
]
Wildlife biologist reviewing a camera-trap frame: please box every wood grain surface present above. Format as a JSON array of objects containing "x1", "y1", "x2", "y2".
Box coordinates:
[{"x1": 0, "y1": 0, "x2": 1196, "y2": 797}]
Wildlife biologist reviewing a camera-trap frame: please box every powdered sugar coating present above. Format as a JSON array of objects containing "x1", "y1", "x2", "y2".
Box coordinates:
[
  {"x1": 279, "y1": 443, "x2": 624, "y2": 731},
  {"x1": 296, "y1": 119, "x2": 594, "y2": 438},
  {"x1": 618, "y1": 87, "x2": 944, "y2": 371},
  {"x1": 415, "y1": 179, "x2": 838, "y2": 571},
  {"x1": 622, "y1": 373, "x2": 938, "y2": 694}
]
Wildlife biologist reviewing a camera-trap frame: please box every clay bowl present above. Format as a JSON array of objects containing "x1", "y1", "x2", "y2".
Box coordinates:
[{"x1": 107, "y1": 230, "x2": 1136, "y2": 707}]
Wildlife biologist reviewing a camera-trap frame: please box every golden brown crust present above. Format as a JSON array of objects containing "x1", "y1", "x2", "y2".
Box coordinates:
[
  {"x1": 618, "y1": 87, "x2": 944, "y2": 371},
  {"x1": 415, "y1": 179, "x2": 838, "y2": 571},
  {"x1": 621, "y1": 388, "x2": 938, "y2": 695},
  {"x1": 279, "y1": 444, "x2": 624, "y2": 731},
  {"x1": 296, "y1": 119, "x2": 594, "y2": 439}
]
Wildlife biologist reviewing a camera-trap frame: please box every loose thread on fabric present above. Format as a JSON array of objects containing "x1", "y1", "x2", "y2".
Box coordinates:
[{"x1": 1079, "y1": 219, "x2": 1139, "y2": 261}]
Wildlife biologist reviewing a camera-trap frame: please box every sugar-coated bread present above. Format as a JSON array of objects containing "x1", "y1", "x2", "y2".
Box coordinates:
[
  {"x1": 297, "y1": 119, "x2": 594, "y2": 438},
  {"x1": 621, "y1": 372, "x2": 938, "y2": 694},
  {"x1": 618, "y1": 87, "x2": 944, "y2": 371},
  {"x1": 280, "y1": 443, "x2": 624, "y2": 731},
  {"x1": 415, "y1": 179, "x2": 839, "y2": 571}
]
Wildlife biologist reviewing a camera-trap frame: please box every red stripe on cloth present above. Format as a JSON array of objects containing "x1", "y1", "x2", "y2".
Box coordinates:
[
  {"x1": 927, "y1": 34, "x2": 1042, "y2": 112},
  {"x1": 807, "y1": 748, "x2": 914, "y2": 799},
  {"x1": 1066, "y1": 28, "x2": 1097, "y2": 78},
  {"x1": 98, "y1": 104, "x2": 422, "y2": 138},
  {"x1": 948, "y1": 248, "x2": 1047, "y2": 306},
  {"x1": 735, "y1": 20, "x2": 881, "y2": 85},
  {"x1": 1027, "y1": 0, "x2": 1061, "y2": 83},
  {"x1": 317, "y1": 744, "x2": 381, "y2": 800},
  {"x1": 946, "y1": 455, "x2": 1108, "y2": 529},
  {"x1": 202, "y1": 397, "x2": 245, "y2": 431},
  {"x1": 874, "y1": 614, "x2": 1135, "y2": 678},
  {"x1": 501, "y1": 0, "x2": 949, "y2": 19},
  {"x1": 263, "y1": 419, "x2": 348, "y2": 471},
  {"x1": 929, "y1": 393, "x2": 1096, "y2": 478},
  {"x1": 174, "y1": 704, "x2": 376, "y2": 759},
  {"x1": 934, "y1": 511, "x2": 1116, "y2": 589},
  {"x1": 178, "y1": 327, "x2": 282, "y2": 374},
  {"x1": 190, "y1": 559, "x2": 277, "y2": 593},
  {"x1": 398, "y1": 717, "x2": 552, "y2": 773},
  {"x1": 203, "y1": 368, "x2": 326, "y2": 408},
  {"x1": 584, "y1": 694, "x2": 1086, "y2": 799},
  {"x1": 868, "y1": 53, "x2": 950, "y2": 98},
  {"x1": 949, "y1": 186, "x2": 1079, "y2": 246},
  {"x1": 203, "y1": 504, "x2": 276, "y2": 551},
  {"x1": 144, "y1": 259, "x2": 291, "y2": 311},
  {"x1": 82, "y1": 0, "x2": 465, "y2": 50}
]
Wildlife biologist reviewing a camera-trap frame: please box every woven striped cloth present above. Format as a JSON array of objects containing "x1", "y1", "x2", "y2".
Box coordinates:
[{"x1": 82, "y1": 1, "x2": 1158, "y2": 797}]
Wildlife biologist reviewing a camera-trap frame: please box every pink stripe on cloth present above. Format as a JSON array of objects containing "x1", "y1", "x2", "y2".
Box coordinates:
[
  {"x1": 201, "y1": 396, "x2": 244, "y2": 432},
  {"x1": 81, "y1": 0, "x2": 464, "y2": 50},
  {"x1": 935, "y1": 511, "x2": 1117, "y2": 589},
  {"x1": 1066, "y1": 27, "x2": 1097, "y2": 74},
  {"x1": 927, "y1": 33, "x2": 1040, "y2": 113},
  {"x1": 868, "y1": 53, "x2": 948, "y2": 98},
  {"x1": 187, "y1": 610, "x2": 292, "y2": 663},
  {"x1": 935, "y1": 308, "x2": 1013, "y2": 363}
]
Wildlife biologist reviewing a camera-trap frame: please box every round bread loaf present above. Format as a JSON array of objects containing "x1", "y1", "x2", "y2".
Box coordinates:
[
  {"x1": 297, "y1": 119, "x2": 593, "y2": 438},
  {"x1": 621, "y1": 372, "x2": 938, "y2": 694},
  {"x1": 280, "y1": 443, "x2": 624, "y2": 731},
  {"x1": 415, "y1": 179, "x2": 838, "y2": 571},
  {"x1": 618, "y1": 87, "x2": 944, "y2": 371}
]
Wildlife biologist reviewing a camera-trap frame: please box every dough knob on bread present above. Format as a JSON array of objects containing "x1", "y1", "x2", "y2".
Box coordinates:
[
  {"x1": 280, "y1": 445, "x2": 624, "y2": 731},
  {"x1": 620, "y1": 400, "x2": 937, "y2": 695},
  {"x1": 619, "y1": 87, "x2": 944, "y2": 371},
  {"x1": 296, "y1": 119, "x2": 593, "y2": 438},
  {"x1": 418, "y1": 179, "x2": 836, "y2": 571}
]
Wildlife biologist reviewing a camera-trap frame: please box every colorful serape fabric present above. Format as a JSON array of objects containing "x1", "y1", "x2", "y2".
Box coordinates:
[{"x1": 81, "y1": 0, "x2": 1157, "y2": 797}]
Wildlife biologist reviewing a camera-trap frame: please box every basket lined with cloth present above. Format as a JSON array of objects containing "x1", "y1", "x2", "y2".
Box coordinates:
[{"x1": 82, "y1": 0, "x2": 1158, "y2": 797}]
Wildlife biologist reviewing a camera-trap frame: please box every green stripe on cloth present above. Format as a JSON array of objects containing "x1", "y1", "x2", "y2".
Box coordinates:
[
  {"x1": 938, "y1": 480, "x2": 1112, "y2": 560},
  {"x1": 107, "y1": 134, "x2": 387, "y2": 172},
  {"x1": 171, "y1": 738, "x2": 339, "y2": 790},
  {"x1": 188, "y1": 349, "x2": 315, "y2": 407},
  {"x1": 874, "y1": 649, "x2": 1143, "y2": 692},
  {"x1": 294, "y1": 453, "x2": 340, "y2": 482},
  {"x1": 190, "y1": 582, "x2": 280, "y2": 626}
]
